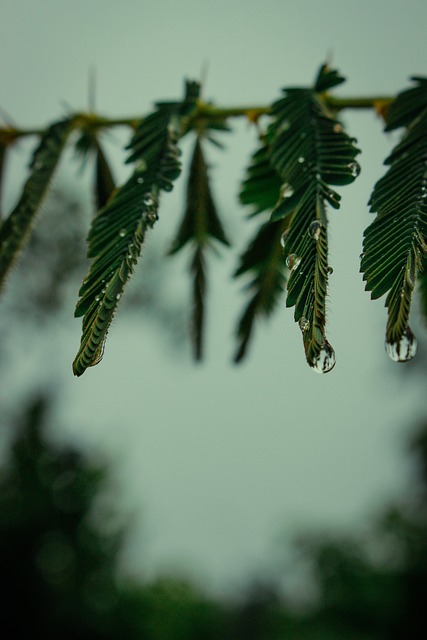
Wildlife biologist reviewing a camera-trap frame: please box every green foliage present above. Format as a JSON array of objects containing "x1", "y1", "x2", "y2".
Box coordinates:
[
  {"x1": 0, "y1": 119, "x2": 74, "y2": 288},
  {"x1": 236, "y1": 65, "x2": 360, "y2": 370},
  {"x1": 0, "y1": 64, "x2": 426, "y2": 375},
  {"x1": 72, "y1": 81, "x2": 200, "y2": 376},
  {"x1": 361, "y1": 77, "x2": 427, "y2": 362},
  {"x1": 169, "y1": 136, "x2": 230, "y2": 359},
  {"x1": 233, "y1": 218, "x2": 289, "y2": 362},
  {"x1": 3, "y1": 396, "x2": 427, "y2": 639}
]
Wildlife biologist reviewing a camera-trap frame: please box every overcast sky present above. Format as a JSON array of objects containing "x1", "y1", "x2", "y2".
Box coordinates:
[{"x1": 1, "y1": 0, "x2": 426, "y2": 594}]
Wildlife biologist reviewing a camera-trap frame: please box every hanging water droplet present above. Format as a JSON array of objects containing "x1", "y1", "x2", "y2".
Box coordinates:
[
  {"x1": 95, "y1": 294, "x2": 101, "y2": 302},
  {"x1": 299, "y1": 317, "x2": 310, "y2": 332},
  {"x1": 119, "y1": 228, "x2": 127, "y2": 237},
  {"x1": 310, "y1": 341, "x2": 336, "y2": 374},
  {"x1": 298, "y1": 156, "x2": 305, "y2": 163},
  {"x1": 333, "y1": 123, "x2": 343, "y2": 133},
  {"x1": 327, "y1": 266, "x2": 333, "y2": 275},
  {"x1": 348, "y1": 161, "x2": 361, "y2": 178},
  {"x1": 280, "y1": 232, "x2": 287, "y2": 248},
  {"x1": 286, "y1": 254, "x2": 301, "y2": 270},
  {"x1": 143, "y1": 195, "x2": 154, "y2": 207},
  {"x1": 116, "y1": 293, "x2": 121, "y2": 300},
  {"x1": 137, "y1": 177, "x2": 144, "y2": 184},
  {"x1": 385, "y1": 326, "x2": 417, "y2": 363},
  {"x1": 308, "y1": 220, "x2": 322, "y2": 241}
]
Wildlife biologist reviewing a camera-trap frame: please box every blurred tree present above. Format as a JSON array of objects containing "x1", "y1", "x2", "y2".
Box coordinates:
[{"x1": 2, "y1": 396, "x2": 427, "y2": 639}]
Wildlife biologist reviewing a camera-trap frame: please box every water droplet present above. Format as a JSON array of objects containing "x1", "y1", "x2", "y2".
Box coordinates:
[
  {"x1": 298, "y1": 156, "x2": 305, "y2": 163},
  {"x1": 299, "y1": 317, "x2": 310, "y2": 332},
  {"x1": 308, "y1": 220, "x2": 322, "y2": 241},
  {"x1": 119, "y1": 228, "x2": 127, "y2": 237},
  {"x1": 95, "y1": 294, "x2": 101, "y2": 302},
  {"x1": 116, "y1": 293, "x2": 121, "y2": 300},
  {"x1": 385, "y1": 326, "x2": 417, "y2": 362},
  {"x1": 286, "y1": 254, "x2": 301, "y2": 270},
  {"x1": 280, "y1": 232, "x2": 287, "y2": 248},
  {"x1": 333, "y1": 123, "x2": 343, "y2": 133},
  {"x1": 327, "y1": 266, "x2": 333, "y2": 275},
  {"x1": 310, "y1": 341, "x2": 336, "y2": 374},
  {"x1": 143, "y1": 195, "x2": 154, "y2": 207},
  {"x1": 348, "y1": 161, "x2": 361, "y2": 177},
  {"x1": 280, "y1": 183, "x2": 294, "y2": 198},
  {"x1": 137, "y1": 177, "x2": 144, "y2": 184}
]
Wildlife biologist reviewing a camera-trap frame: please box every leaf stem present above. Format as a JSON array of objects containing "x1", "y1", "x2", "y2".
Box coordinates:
[{"x1": 0, "y1": 95, "x2": 394, "y2": 143}]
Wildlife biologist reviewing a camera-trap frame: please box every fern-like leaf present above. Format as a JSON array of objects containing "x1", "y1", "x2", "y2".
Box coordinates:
[
  {"x1": 168, "y1": 136, "x2": 230, "y2": 360},
  {"x1": 0, "y1": 142, "x2": 6, "y2": 219},
  {"x1": 361, "y1": 77, "x2": 427, "y2": 362},
  {"x1": 0, "y1": 119, "x2": 73, "y2": 288},
  {"x1": 72, "y1": 83, "x2": 200, "y2": 376},
  {"x1": 233, "y1": 218, "x2": 289, "y2": 362},
  {"x1": 239, "y1": 142, "x2": 283, "y2": 216},
  {"x1": 268, "y1": 64, "x2": 360, "y2": 371},
  {"x1": 419, "y1": 255, "x2": 427, "y2": 325},
  {"x1": 94, "y1": 141, "x2": 116, "y2": 210},
  {"x1": 74, "y1": 130, "x2": 116, "y2": 210}
]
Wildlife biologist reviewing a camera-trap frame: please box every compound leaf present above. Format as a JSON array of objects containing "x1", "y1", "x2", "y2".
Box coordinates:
[
  {"x1": 72, "y1": 82, "x2": 200, "y2": 376},
  {"x1": 361, "y1": 77, "x2": 427, "y2": 361},
  {"x1": 267, "y1": 64, "x2": 360, "y2": 370},
  {"x1": 168, "y1": 136, "x2": 230, "y2": 360},
  {"x1": 0, "y1": 119, "x2": 74, "y2": 289},
  {"x1": 233, "y1": 218, "x2": 289, "y2": 362}
]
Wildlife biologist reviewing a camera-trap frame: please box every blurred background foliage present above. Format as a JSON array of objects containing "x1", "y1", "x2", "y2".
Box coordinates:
[{"x1": 1, "y1": 393, "x2": 427, "y2": 638}]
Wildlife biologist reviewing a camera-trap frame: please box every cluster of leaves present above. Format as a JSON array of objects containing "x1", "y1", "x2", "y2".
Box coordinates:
[{"x1": 0, "y1": 64, "x2": 425, "y2": 376}]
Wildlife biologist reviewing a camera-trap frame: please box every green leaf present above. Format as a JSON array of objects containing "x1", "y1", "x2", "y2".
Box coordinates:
[
  {"x1": 94, "y1": 141, "x2": 116, "y2": 210},
  {"x1": 168, "y1": 136, "x2": 230, "y2": 360},
  {"x1": 233, "y1": 218, "x2": 289, "y2": 362},
  {"x1": 266, "y1": 64, "x2": 360, "y2": 370},
  {"x1": 74, "y1": 130, "x2": 116, "y2": 210},
  {"x1": 0, "y1": 142, "x2": 6, "y2": 219},
  {"x1": 72, "y1": 83, "x2": 200, "y2": 376},
  {"x1": 361, "y1": 77, "x2": 427, "y2": 360},
  {"x1": 419, "y1": 254, "x2": 427, "y2": 325},
  {"x1": 0, "y1": 119, "x2": 73, "y2": 289},
  {"x1": 239, "y1": 141, "x2": 282, "y2": 216}
]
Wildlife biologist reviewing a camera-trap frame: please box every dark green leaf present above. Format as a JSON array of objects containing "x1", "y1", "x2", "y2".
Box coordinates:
[
  {"x1": 168, "y1": 136, "x2": 230, "y2": 360},
  {"x1": 94, "y1": 141, "x2": 116, "y2": 210},
  {"x1": 419, "y1": 254, "x2": 427, "y2": 325},
  {"x1": 0, "y1": 142, "x2": 6, "y2": 219},
  {"x1": 0, "y1": 119, "x2": 74, "y2": 290},
  {"x1": 385, "y1": 76, "x2": 427, "y2": 131},
  {"x1": 73, "y1": 84, "x2": 200, "y2": 376},
  {"x1": 362, "y1": 81, "x2": 427, "y2": 356},
  {"x1": 265, "y1": 64, "x2": 359, "y2": 369},
  {"x1": 233, "y1": 218, "x2": 289, "y2": 362},
  {"x1": 239, "y1": 142, "x2": 282, "y2": 217}
]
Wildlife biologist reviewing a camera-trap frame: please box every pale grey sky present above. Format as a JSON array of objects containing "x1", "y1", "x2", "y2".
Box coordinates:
[{"x1": 1, "y1": 0, "x2": 426, "y2": 594}]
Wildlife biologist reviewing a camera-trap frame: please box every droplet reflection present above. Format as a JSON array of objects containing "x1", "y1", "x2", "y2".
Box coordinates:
[
  {"x1": 310, "y1": 341, "x2": 336, "y2": 374},
  {"x1": 385, "y1": 327, "x2": 417, "y2": 362}
]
